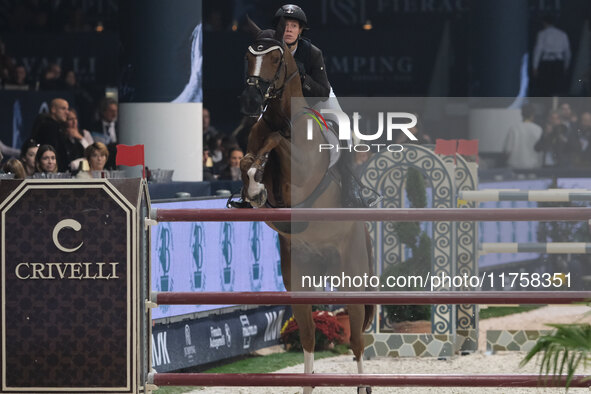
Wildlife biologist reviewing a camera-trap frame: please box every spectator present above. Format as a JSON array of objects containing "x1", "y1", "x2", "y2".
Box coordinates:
[
  {"x1": 32, "y1": 98, "x2": 83, "y2": 172},
  {"x1": 202, "y1": 148, "x2": 215, "y2": 181},
  {"x1": 2, "y1": 158, "x2": 26, "y2": 179},
  {"x1": 0, "y1": 38, "x2": 15, "y2": 87},
  {"x1": 203, "y1": 107, "x2": 221, "y2": 161},
  {"x1": 558, "y1": 102, "x2": 577, "y2": 131},
  {"x1": 76, "y1": 142, "x2": 109, "y2": 178},
  {"x1": 503, "y1": 104, "x2": 543, "y2": 169},
  {"x1": 535, "y1": 110, "x2": 579, "y2": 167},
  {"x1": 35, "y1": 144, "x2": 58, "y2": 174},
  {"x1": 90, "y1": 97, "x2": 118, "y2": 169},
  {"x1": 218, "y1": 147, "x2": 244, "y2": 181},
  {"x1": 39, "y1": 63, "x2": 63, "y2": 90},
  {"x1": 66, "y1": 108, "x2": 94, "y2": 148},
  {"x1": 20, "y1": 139, "x2": 39, "y2": 177},
  {"x1": 90, "y1": 97, "x2": 118, "y2": 144},
  {"x1": 6, "y1": 64, "x2": 31, "y2": 90},
  {"x1": 575, "y1": 111, "x2": 591, "y2": 167},
  {"x1": 533, "y1": 15, "x2": 571, "y2": 96}
]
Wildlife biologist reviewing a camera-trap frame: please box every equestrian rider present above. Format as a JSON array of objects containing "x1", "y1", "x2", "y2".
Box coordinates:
[{"x1": 274, "y1": 4, "x2": 368, "y2": 208}]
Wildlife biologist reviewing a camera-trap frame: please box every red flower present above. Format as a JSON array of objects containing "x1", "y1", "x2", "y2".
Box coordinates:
[{"x1": 280, "y1": 311, "x2": 346, "y2": 351}]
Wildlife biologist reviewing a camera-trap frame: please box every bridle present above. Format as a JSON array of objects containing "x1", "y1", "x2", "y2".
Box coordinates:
[
  {"x1": 243, "y1": 38, "x2": 301, "y2": 139},
  {"x1": 245, "y1": 38, "x2": 299, "y2": 102}
]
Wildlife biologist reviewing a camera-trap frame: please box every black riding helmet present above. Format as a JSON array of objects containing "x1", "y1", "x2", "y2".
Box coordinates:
[{"x1": 273, "y1": 4, "x2": 308, "y2": 28}]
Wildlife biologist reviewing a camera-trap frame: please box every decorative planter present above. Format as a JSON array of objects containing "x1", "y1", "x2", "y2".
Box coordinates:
[{"x1": 336, "y1": 314, "x2": 350, "y2": 344}]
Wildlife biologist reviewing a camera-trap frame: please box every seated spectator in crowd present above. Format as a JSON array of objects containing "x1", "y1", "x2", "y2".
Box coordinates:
[
  {"x1": 213, "y1": 135, "x2": 240, "y2": 175},
  {"x1": 558, "y1": 102, "x2": 577, "y2": 130},
  {"x1": 76, "y1": 142, "x2": 108, "y2": 178},
  {"x1": 39, "y1": 62, "x2": 63, "y2": 90},
  {"x1": 203, "y1": 107, "x2": 221, "y2": 162},
  {"x1": 503, "y1": 104, "x2": 543, "y2": 169},
  {"x1": 32, "y1": 98, "x2": 84, "y2": 172},
  {"x1": 66, "y1": 108, "x2": 94, "y2": 148},
  {"x1": 5, "y1": 64, "x2": 31, "y2": 90},
  {"x1": 0, "y1": 38, "x2": 15, "y2": 87},
  {"x1": 20, "y1": 139, "x2": 39, "y2": 177},
  {"x1": 2, "y1": 158, "x2": 26, "y2": 179},
  {"x1": 202, "y1": 148, "x2": 215, "y2": 181},
  {"x1": 35, "y1": 144, "x2": 58, "y2": 174},
  {"x1": 535, "y1": 109, "x2": 580, "y2": 167},
  {"x1": 90, "y1": 97, "x2": 118, "y2": 144},
  {"x1": 218, "y1": 147, "x2": 244, "y2": 181},
  {"x1": 90, "y1": 97, "x2": 118, "y2": 169},
  {"x1": 575, "y1": 111, "x2": 591, "y2": 167}
]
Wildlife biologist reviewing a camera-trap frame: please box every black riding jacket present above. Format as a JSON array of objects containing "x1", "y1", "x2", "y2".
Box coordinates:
[{"x1": 292, "y1": 37, "x2": 331, "y2": 99}]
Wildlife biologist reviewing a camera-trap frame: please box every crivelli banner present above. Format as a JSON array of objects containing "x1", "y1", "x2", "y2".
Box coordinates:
[{"x1": 151, "y1": 198, "x2": 285, "y2": 319}]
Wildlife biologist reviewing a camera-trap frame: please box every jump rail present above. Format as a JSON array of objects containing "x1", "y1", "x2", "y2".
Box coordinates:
[
  {"x1": 481, "y1": 242, "x2": 591, "y2": 254},
  {"x1": 151, "y1": 291, "x2": 591, "y2": 305},
  {"x1": 458, "y1": 189, "x2": 591, "y2": 203},
  {"x1": 152, "y1": 207, "x2": 591, "y2": 223},
  {"x1": 148, "y1": 373, "x2": 591, "y2": 387}
]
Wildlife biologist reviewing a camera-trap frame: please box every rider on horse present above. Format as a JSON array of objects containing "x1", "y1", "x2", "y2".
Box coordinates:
[{"x1": 273, "y1": 4, "x2": 369, "y2": 208}]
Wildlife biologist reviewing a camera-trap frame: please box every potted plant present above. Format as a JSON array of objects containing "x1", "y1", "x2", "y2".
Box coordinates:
[
  {"x1": 280, "y1": 311, "x2": 346, "y2": 351},
  {"x1": 520, "y1": 323, "x2": 591, "y2": 389}
]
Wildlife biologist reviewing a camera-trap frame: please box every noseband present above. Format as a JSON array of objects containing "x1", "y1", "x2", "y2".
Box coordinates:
[{"x1": 245, "y1": 38, "x2": 299, "y2": 104}]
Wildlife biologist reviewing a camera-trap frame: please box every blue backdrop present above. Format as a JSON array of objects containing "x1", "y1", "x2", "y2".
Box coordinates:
[{"x1": 151, "y1": 198, "x2": 285, "y2": 319}]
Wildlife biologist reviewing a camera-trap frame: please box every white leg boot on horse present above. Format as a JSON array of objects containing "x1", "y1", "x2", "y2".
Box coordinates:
[{"x1": 293, "y1": 304, "x2": 315, "y2": 394}]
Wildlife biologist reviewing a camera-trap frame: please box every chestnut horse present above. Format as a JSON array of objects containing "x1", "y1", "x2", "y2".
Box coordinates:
[{"x1": 238, "y1": 18, "x2": 374, "y2": 394}]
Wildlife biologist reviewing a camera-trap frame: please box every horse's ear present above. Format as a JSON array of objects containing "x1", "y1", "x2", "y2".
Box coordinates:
[
  {"x1": 245, "y1": 15, "x2": 261, "y2": 38},
  {"x1": 274, "y1": 17, "x2": 286, "y2": 42}
]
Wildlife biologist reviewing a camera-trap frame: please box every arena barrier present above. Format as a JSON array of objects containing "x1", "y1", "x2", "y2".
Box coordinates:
[
  {"x1": 146, "y1": 205, "x2": 591, "y2": 389},
  {"x1": 148, "y1": 373, "x2": 591, "y2": 388},
  {"x1": 151, "y1": 290, "x2": 591, "y2": 305},
  {"x1": 152, "y1": 207, "x2": 591, "y2": 223}
]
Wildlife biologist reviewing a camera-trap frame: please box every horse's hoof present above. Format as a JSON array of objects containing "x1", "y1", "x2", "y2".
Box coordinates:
[
  {"x1": 250, "y1": 189, "x2": 267, "y2": 208},
  {"x1": 357, "y1": 387, "x2": 372, "y2": 394}
]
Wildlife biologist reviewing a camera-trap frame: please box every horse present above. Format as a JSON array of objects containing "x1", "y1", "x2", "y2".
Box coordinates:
[{"x1": 237, "y1": 17, "x2": 375, "y2": 394}]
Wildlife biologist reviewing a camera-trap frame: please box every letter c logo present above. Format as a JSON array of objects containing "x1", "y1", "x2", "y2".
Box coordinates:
[{"x1": 52, "y1": 219, "x2": 83, "y2": 253}]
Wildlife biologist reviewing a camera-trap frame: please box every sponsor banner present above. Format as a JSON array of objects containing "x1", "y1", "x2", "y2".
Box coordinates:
[
  {"x1": 151, "y1": 198, "x2": 285, "y2": 319},
  {"x1": 151, "y1": 305, "x2": 289, "y2": 372},
  {"x1": 0, "y1": 179, "x2": 139, "y2": 393}
]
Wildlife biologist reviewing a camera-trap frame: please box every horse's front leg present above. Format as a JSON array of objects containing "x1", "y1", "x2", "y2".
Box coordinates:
[{"x1": 242, "y1": 132, "x2": 283, "y2": 207}]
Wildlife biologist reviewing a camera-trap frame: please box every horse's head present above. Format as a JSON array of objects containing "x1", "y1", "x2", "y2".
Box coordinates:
[{"x1": 240, "y1": 17, "x2": 295, "y2": 117}]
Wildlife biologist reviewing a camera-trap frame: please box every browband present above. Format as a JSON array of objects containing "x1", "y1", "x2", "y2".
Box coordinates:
[{"x1": 248, "y1": 45, "x2": 284, "y2": 56}]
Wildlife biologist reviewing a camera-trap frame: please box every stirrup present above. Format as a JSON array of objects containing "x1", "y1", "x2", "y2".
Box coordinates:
[{"x1": 226, "y1": 192, "x2": 252, "y2": 209}]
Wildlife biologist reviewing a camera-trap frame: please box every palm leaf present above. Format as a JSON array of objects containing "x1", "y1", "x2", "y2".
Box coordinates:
[{"x1": 520, "y1": 323, "x2": 591, "y2": 390}]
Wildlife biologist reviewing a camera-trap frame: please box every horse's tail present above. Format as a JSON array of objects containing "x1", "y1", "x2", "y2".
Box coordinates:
[{"x1": 362, "y1": 223, "x2": 375, "y2": 331}]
